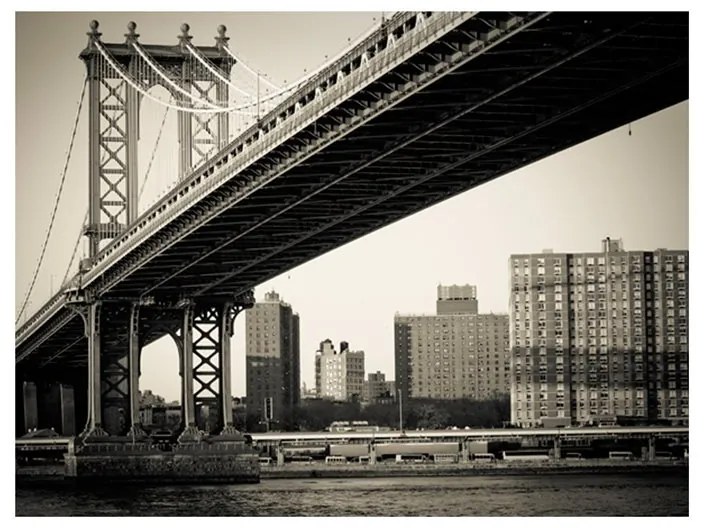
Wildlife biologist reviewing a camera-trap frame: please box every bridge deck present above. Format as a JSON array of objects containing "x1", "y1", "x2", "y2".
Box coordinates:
[{"x1": 17, "y1": 12, "x2": 688, "y2": 372}]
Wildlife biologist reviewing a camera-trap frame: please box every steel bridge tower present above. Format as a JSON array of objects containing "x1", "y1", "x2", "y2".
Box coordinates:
[
  {"x1": 27, "y1": 21, "x2": 257, "y2": 447},
  {"x1": 80, "y1": 20, "x2": 233, "y2": 259}
]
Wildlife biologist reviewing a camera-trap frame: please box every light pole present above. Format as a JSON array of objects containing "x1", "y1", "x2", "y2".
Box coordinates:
[{"x1": 398, "y1": 389, "x2": 403, "y2": 434}]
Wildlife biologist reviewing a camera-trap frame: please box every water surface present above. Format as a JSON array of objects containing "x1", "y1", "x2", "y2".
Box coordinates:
[{"x1": 16, "y1": 472, "x2": 688, "y2": 516}]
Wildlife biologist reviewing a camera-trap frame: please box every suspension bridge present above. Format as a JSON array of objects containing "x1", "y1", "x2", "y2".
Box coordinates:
[{"x1": 14, "y1": 12, "x2": 687, "y2": 480}]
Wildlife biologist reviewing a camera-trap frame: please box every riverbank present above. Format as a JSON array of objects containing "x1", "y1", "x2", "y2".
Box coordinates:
[{"x1": 17, "y1": 459, "x2": 687, "y2": 482}]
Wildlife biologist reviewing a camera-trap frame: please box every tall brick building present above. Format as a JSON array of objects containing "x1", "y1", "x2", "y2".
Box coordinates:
[
  {"x1": 395, "y1": 285, "x2": 511, "y2": 401},
  {"x1": 510, "y1": 238, "x2": 688, "y2": 427},
  {"x1": 245, "y1": 291, "x2": 300, "y2": 426}
]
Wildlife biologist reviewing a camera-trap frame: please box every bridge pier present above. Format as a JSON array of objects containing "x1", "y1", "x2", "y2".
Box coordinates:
[
  {"x1": 16, "y1": 381, "x2": 38, "y2": 436},
  {"x1": 177, "y1": 295, "x2": 253, "y2": 443},
  {"x1": 61, "y1": 289, "x2": 258, "y2": 481},
  {"x1": 66, "y1": 291, "x2": 253, "y2": 445},
  {"x1": 16, "y1": 379, "x2": 77, "y2": 437}
]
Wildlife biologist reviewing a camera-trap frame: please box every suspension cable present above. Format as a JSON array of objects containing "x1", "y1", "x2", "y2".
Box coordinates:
[
  {"x1": 184, "y1": 41, "x2": 254, "y2": 99},
  {"x1": 222, "y1": 46, "x2": 280, "y2": 91},
  {"x1": 139, "y1": 103, "x2": 171, "y2": 200},
  {"x1": 61, "y1": 211, "x2": 86, "y2": 287},
  {"x1": 61, "y1": 98, "x2": 172, "y2": 288},
  {"x1": 95, "y1": 41, "x2": 256, "y2": 115},
  {"x1": 17, "y1": 77, "x2": 87, "y2": 324},
  {"x1": 186, "y1": 42, "x2": 295, "y2": 111},
  {"x1": 130, "y1": 41, "x2": 221, "y2": 110}
]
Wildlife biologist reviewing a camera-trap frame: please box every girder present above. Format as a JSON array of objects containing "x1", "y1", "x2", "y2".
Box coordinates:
[{"x1": 16, "y1": 11, "x2": 687, "y2": 369}]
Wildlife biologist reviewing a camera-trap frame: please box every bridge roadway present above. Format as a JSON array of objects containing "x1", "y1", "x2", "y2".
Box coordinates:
[
  {"x1": 16, "y1": 426, "x2": 689, "y2": 453},
  {"x1": 17, "y1": 11, "x2": 687, "y2": 373}
]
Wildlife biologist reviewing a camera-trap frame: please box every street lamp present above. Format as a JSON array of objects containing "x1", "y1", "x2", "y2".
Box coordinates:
[{"x1": 398, "y1": 388, "x2": 404, "y2": 434}]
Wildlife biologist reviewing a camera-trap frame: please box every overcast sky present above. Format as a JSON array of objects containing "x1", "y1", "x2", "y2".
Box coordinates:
[{"x1": 15, "y1": 12, "x2": 688, "y2": 402}]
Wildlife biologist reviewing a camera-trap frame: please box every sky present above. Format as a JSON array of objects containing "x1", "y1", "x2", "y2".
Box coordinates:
[{"x1": 14, "y1": 11, "x2": 689, "y2": 403}]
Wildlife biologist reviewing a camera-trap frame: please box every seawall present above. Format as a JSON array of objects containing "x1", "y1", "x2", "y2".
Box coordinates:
[{"x1": 260, "y1": 459, "x2": 688, "y2": 479}]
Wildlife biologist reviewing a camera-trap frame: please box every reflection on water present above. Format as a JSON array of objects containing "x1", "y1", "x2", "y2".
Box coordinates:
[{"x1": 16, "y1": 472, "x2": 688, "y2": 516}]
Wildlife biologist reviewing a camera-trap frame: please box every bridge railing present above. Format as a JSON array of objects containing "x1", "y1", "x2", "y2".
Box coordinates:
[
  {"x1": 15, "y1": 288, "x2": 70, "y2": 342},
  {"x1": 81, "y1": 11, "x2": 474, "y2": 290}
]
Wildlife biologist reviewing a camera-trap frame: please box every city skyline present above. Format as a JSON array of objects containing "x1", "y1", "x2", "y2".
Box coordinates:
[{"x1": 15, "y1": 13, "x2": 688, "y2": 403}]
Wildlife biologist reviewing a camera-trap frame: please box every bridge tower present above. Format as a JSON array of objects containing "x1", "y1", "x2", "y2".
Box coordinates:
[
  {"x1": 58, "y1": 22, "x2": 257, "y2": 450},
  {"x1": 79, "y1": 20, "x2": 234, "y2": 259}
]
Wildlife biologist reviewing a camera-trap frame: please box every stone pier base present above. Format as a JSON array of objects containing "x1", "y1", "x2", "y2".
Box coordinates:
[{"x1": 65, "y1": 442, "x2": 259, "y2": 483}]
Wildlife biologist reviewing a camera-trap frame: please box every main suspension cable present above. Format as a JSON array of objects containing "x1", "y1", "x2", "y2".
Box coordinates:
[
  {"x1": 17, "y1": 76, "x2": 87, "y2": 324},
  {"x1": 130, "y1": 41, "x2": 221, "y2": 110},
  {"x1": 222, "y1": 46, "x2": 280, "y2": 91},
  {"x1": 60, "y1": 211, "x2": 86, "y2": 287},
  {"x1": 185, "y1": 41, "x2": 254, "y2": 99},
  {"x1": 96, "y1": 41, "x2": 256, "y2": 115}
]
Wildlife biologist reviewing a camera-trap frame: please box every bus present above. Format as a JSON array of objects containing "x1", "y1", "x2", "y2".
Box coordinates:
[
  {"x1": 325, "y1": 456, "x2": 347, "y2": 464},
  {"x1": 472, "y1": 453, "x2": 496, "y2": 462},
  {"x1": 502, "y1": 450, "x2": 550, "y2": 461},
  {"x1": 608, "y1": 451, "x2": 634, "y2": 460}
]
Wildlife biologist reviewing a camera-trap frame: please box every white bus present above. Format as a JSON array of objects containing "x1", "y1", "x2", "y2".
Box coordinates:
[
  {"x1": 472, "y1": 453, "x2": 496, "y2": 462},
  {"x1": 502, "y1": 450, "x2": 550, "y2": 461},
  {"x1": 608, "y1": 451, "x2": 634, "y2": 460}
]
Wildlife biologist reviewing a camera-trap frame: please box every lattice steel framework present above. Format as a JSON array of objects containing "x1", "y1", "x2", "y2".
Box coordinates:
[
  {"x1": 80, "y1": 21, "x2": 234, "y2": 258},
  {"x1": 191, "y1": 305, "x2": 222, "y2": 433}
]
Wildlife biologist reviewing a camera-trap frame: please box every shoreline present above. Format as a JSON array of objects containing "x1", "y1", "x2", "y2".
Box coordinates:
[
  {"x1": 260, "y1": 459, "x2": 688, "y2": 479},
  {"x1": 16, "y1": 459, "x2": 688, "y2": 482}
]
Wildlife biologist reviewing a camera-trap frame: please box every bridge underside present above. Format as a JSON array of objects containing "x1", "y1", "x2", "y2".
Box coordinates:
[{"x1": 18, "y1": 12, "x2": 687, "y2": 373}]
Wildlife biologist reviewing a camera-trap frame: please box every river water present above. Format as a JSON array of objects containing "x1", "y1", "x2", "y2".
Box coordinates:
[{"x1": 16, "y1": 471, "x2": 688, "y2": 516}]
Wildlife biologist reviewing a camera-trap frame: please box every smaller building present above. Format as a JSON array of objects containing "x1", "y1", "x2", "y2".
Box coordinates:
[
  {"x1": 363, "y1": 371, "x2": 397, "y2": 404},
  {"x1": 317, "y1": 339, "x2": 365, "y2": 402}
]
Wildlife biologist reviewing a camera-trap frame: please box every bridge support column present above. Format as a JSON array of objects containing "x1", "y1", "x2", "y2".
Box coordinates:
[
  {"x1": 127, "y1": 304, "x2": 147, "y2": 441},
  {"x1": 178, "y1": 303, "x2": 202, "y2": 443},
  {"x1": 81, "y1": 302, "x2": 108, "y2": 440},
  {"x1": 217, "y1": 302, "x2": 242, "y2": 440},
  {"x1": 16, "y1": 381, "x2": 38, "y2": 436},
  {"x1": 34, "y1": 381, "x2": 75, "y2": 436}
]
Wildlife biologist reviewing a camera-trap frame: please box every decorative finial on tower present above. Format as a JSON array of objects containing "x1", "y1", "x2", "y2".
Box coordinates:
[
  {"x1": 178, "y1": 22, "x2": 192, "y2": 49},
  {"x1": 86, "y1": 20, "x2": 102, "y2": 49},
  {"x1": 125, "y1": 21, "x2": 139, "y2": 43},
  {"x1": 215, "y1": 24, "x2": 230, "y2": 50}
]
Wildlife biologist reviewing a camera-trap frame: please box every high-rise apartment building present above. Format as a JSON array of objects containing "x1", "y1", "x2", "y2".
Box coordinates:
[
  {"x1": 246, "y1": 291, "x2": 300, "y2": 427},
  {"x1": 510, "y1": 238, "x2": 688, "y2": 427},
  {"x1": 316, "y1": 339, "x2": 365, "y2": 401},
  {"x1": 395, "y1": 285, "x2": 511, "y2": 401}
]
